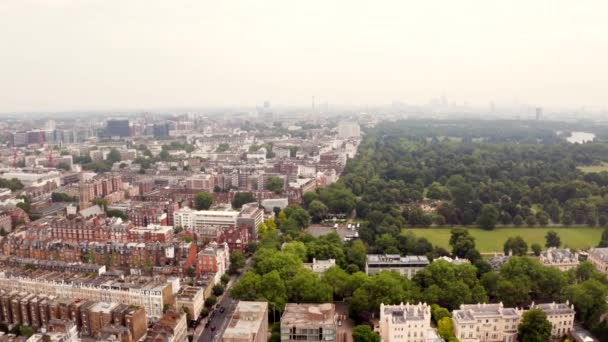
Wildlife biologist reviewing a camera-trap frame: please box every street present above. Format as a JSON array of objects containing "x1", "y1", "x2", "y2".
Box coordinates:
[{"x1": 195, "y1": 258, "x2": 252, "y2": 342}]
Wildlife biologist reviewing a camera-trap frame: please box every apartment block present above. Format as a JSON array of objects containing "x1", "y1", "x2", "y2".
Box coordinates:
[
  {"x1": 128, "y1": 224, "x2": 174, "y2": 243},
  {"x1": 0, "y1": 268, "x2": 173, "y2": 319},
  {"x1": 236, "y1": 203, "x2": 264, "y2": 239},
  {"x1": 280, "y1": 303, "x2": 336, "y2": 342},
  {"x1": 222, "y1": 301, "x2": 269, "y2": 342},
  {"x1": 197, "y1": 242, "x2": 230, "y2": 284},
  {"x1": 175, "y1": 286, "x2": 205, "y2": 321},
  {"x1": 452, "y1": 303, "x2": 523, "y2": 342},
  {"x1": 145, "y1": 310, "x2": 187, "y2": 342}
]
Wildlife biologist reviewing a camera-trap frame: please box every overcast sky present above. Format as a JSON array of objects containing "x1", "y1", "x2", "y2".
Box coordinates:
[{"x1": 1, "y1": 0, "x2": 607, "y2": 113}]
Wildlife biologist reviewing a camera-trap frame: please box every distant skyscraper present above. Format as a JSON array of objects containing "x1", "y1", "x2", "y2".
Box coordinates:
[
  {"x1": 535, "y1": 107, "x2": 543, "y2": 120},
  {"x1": 337, "y1": 121, "x2": 361, "y2": 139},
  {"x1": 153, "y1": 123, "x2": 171, "y2": 138},
  {"x1": 106, "y1": 119, "x2": 130, "y2": 137}
]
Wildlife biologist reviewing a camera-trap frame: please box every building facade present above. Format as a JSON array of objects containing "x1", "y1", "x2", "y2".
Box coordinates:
[
  {"x1": 588, "y1": 248, "x2": 608, "y2": 273},
  {"x1": 222, "y1": 301, "x2": 269, "y2": 342},
  {"x1": 365, "y1": 255, "x2": 429, "y2": 279},
  {"x1": 530, "y1": 302, "x2": 575, "y2": 340},
  {"x1": 539, "y1": 248, "x2": 579, "y2": 271},
  {"x1": 452, "y1": 303, "x2": 523, "y2": 342},
  {"x1": 378, "y1": 302, "x2": 442, "y2": 342},
  {"x1": 280, "y1": 303, "x2": 336, "y2": 342}
]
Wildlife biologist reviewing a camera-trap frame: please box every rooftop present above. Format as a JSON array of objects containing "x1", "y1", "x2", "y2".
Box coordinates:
[
  {"x1": 532, "y1": 301, "x2": 576, "y2": 315},
  {"x1": 590, "y1": 248, "x2": 608, "y2": 262},
  {"x1": 366, "y1": 254, "x2": 429, "y2": 265},
  {"x1": 223, "y1": 301, "x2": 268, "y2": 339},
  {"x1": 381, "y1": 303, "x2": 430, "y2": 323},
  {"x1": 454, "y1": 303, "x2": 522, "y2": 322},
  {"x1": 281, "y1": 303, "x2": 336, "y2": 327}
]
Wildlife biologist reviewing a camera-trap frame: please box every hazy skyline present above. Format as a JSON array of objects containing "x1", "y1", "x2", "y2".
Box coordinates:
[{"x1": 1, "y1": 0, "x2": 607, "y2": 113}]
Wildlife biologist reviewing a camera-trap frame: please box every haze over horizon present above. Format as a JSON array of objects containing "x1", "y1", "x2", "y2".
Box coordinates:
[{"x1": 1, "y1": 0, "x2": 607, "y2": 113}]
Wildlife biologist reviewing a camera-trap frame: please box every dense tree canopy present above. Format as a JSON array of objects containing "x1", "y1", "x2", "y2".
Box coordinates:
[
  {"x1": 232, "y1": 192, "x2": 257, "y2": 209},
  {"x1": 194, "y1": 192, "x2": 213, "y2": 210},
  {"x1": 518, "y1": 309, "x2": 552, "y2": 342}
]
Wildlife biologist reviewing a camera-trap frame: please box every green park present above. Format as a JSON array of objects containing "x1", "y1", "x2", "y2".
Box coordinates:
[{"x1": 406, "y1": 227, "x2": 603, "y2": 253}]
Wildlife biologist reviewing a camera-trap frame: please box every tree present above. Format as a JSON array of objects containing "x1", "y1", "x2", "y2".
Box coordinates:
[
  {"x1": 221, "y1": 274, "x2": 231, "y2": 285},
  {"x1": 503, "y1": 236, "x2": 528, "y2": 256},
  {"x1": 266, "y1": 176, "x2": 284, "y2": 194},
  {"x1": 518, "y1": 309, "x2": 552, "y2": 342},
  {"x1": 322, "y1": 266, "x2": 351, "y2": 299},
  {"x1": 286, "y1": 268, "x2": 333, "y2": 303},
  {"x1": 107, "y1": 149, "x2": 121, "y2": 164},
  {"x1": 545, "y1": 230, "x2": 561, "y2": 248},
  {"x1": 536, "y1": 211, "x2": 550, "y2": 226},
  {"x1": 308, "y1": 200, "x2": 329, "y2": 223},
  {"x1": 282, "y1": 241, "x2": 308, "y2": 262},
  {"x1": 283, "y1": 206, "x2": 312, "y2": 229},
  {"x1": 230, "y1": 272, "x2": 262, "y2": 300},
  {"x1": 0, "y1": 178, "x2": 24, "y2": 191},
  {"x1": 531, "y1": 243, "x2": 542, "y2": 256},
  {"x1": 106, "y1": 209, "x2": 127, "y2": 220},
  {"x1": 449, "y1": 228, "x2": 480, "y2": 262},
  {"x1": 260, "y1": 271, "x2": 288, "y2": 322},
  {"x1": 525, "y1": 215, "x2": 537, "y2": 226},
  {"x1": 346, "y1": 240, "x2": 368, "y2": 271},
  {"x1": 414, "y1": 261, "x2": 487, "y2": 310},
  {"x1": 565, "y1": 279, "x2": 608, "y2": 327},
  {"x1": 56, "y1": 162, "x2": 71, "y2": 171},
  {"x1": 352, "y1": 325, "x2": 380, "y2": 342},
  {"x1": 232, "y1": 192, "x2": 256, "y2": 209},
  {"x1": 437, "y1": 317, "x2": 457, "y2": 341},
  {"x1": 229, "y1": 251, "x2": 246, "y2": 274},
  {"x1": 513, "y1": 215, "x2": 524, "y2": 226},
  {"x1": 16, "y1": 201, "x2": 31, "y2": 214},
  {"x1": 194, "y1": 192, "x2": 214, "y2": 210},
  {"x1": 18, "y1": 326, "x2": 34, "y2": 338},
  {"x1": 205, "y1": 295, "x2": 217, "y2": 307},
  {"x1": 477, "y1": 204, "x2": 499, "y2": 230},
  {"x1": 159, "y1": 149, "x2": 171, "y2": 161},
  {"x1": 431, "y1": 304, "x2": 451, "y2": 323},
  {"x1": 213, "y1": 284, "x2": 225, "y2": 296}
]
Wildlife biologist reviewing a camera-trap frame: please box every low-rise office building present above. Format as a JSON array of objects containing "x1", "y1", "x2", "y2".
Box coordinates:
[
  {"x1": 173, "y1": 207, "x2": 239, "y2": 230},
  {"x1": 280, "y1": 303, "x2": 337, "y2": 342},
  {"x1": 365, "y1": 255, "x2": 429, "y2": 279}
]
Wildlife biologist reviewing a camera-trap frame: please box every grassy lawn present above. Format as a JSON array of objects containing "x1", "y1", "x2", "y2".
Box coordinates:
[
  {"x1": 577, "y1": 162, "x2": 608, "y2": 173},
  {"x1": 405, "y1": 227, "x2": 603, "y2": 253}
]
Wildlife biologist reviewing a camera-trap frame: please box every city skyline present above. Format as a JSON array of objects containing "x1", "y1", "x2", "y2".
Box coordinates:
[{"x1": 1, "y1": 0, "x2": 608, "y2": 113}]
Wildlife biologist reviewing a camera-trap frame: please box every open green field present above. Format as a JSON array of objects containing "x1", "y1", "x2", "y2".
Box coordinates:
[
  {"x1": 405, "y1": 227, "x2": 603, "y2": 253},
  {"x1": 577, "y1": 162, "x2": 608, "y2": 173}
]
